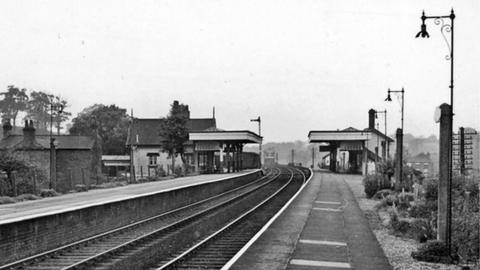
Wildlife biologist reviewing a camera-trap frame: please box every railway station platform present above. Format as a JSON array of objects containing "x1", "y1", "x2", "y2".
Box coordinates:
[
  {"x1": 0, "y1": 169, "x2": 258, "y2": 225},
  {"x1": 230, "y1": 171, "x2": 391, "y2": 270}
]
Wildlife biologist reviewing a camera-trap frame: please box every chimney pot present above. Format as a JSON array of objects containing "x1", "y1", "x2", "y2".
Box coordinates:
[{"x1": 368, "y1": 109, "x2": 376, "y2": 129}]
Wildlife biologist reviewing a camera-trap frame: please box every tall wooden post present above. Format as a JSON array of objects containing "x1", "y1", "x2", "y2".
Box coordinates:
[
  {"x1": 459, "y1": 127, "x2": 465, "y2": 175},
  {"x1": 438, "y1": 103, "x2": 452, "y2": 250},
  {"x1": 394, "y1": 128, "x2": 403, "y2": 190}
]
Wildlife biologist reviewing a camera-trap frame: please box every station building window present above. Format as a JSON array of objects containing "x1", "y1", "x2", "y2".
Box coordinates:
[{"x1": 147, "y1": 153, "x2": 159, "y2": 166}]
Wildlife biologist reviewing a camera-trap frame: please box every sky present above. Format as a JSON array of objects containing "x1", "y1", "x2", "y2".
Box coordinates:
[{"x1": 0, "y1": 0, "x2": 478, "y2": 142}]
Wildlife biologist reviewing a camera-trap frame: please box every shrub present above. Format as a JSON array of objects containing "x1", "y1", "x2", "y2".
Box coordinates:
[
  {"x1": 389, "y1": 209, "x2": 410, "y2": 234},
  {"x1": 74, "y1": 184, "x2": 88, "y2": 192},
  {"x1": 156, "y1": 166, "x2": 166, "y2": 177},
  {"x1": 0, "y1": 196, "x2": 17, "y2": 204},
  {"x1": 373, "y1": 189, "x2": 393, "y2": 200},
  {"x1": 363, "y1": 174, "x2": 389, "y2": 198},
  {"x1": 408, "y1": 202, "x2": 436, "y2": 219},
  {"x1": 423, "y1": 178, "x2": 438, "y2": 202},
  {"x1": 408, "y1": 218, "x2": 435, "y2": 243},
  {"x1": 411, "y1": 240, "x2": 456, "y2": 263},
  {"x1": 385, "y1": 194, "x2": 398, "y2": 206},
  {"x1": 16, "y1": 193, "x2": 41, "y2": 201},
  {"x1": 174, "y1": 165, "x2": 183, "y2": 177},
  {"x1": 40, "y1": 189, "x2": 60, "y2": 197}
]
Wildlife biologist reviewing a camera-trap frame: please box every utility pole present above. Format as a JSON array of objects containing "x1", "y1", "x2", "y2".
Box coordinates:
[
  {"x1": 291, "y1": 149, "x2": 295, "y2": 165},
  {"x1": 311, "y1": 147, "x2": 315, "y2": 169}
]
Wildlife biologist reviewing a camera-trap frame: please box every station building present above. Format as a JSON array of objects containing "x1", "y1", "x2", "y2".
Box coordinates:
[
  {"x1": 126, "y1": 107, "x2": 262, "y2": 178},
  {"x1": 308, "y1": 109, "x2": 393, "y2": 175}
]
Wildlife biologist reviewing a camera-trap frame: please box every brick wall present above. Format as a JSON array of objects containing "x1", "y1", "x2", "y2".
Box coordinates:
[
  {"x1": 56, "y1": 150, "x2": 100, "y2": 192},
  {"x1": 0, "y1": 170, "x2": 262, "y2": 265}
]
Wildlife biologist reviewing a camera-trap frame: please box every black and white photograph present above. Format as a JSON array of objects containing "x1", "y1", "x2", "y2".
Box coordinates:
[{"x1": 0, "y1": 1, "x2": 479, "y2": 269}]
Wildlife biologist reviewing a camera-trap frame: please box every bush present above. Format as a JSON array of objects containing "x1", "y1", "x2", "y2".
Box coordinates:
[
  {"x1": 408, "y1": 218, "x2": 435, "y2": 243},
  {"x1": 408, "y1": 202, "x2": 436, "y2": 219},
  {"x1": 411, "y1": 240, "x2": 456, "y2": 263},
  {"x1": 40, "y1": 189, "x2": 60, "y2": 197},
  {"x1": 389, "y1": 209, "x2": 410, "y2": 234},
  {"x1": 16, "y1": 193, "x2": 41, "y2": 201},
  {"x1": 363, "y1": 174, "x2": 390, "y2": 198},
  {"x1": 74, "y1": 184, "x2": 88, "y2": 192},
  {"x1": 174, "y1": 165, "x2": 183, "y2": 177},
  {"x1": 423, "y1": 178, "x2": 438, "y2": 202},
  {"x1": 372, "y1": 189, "x2": 393, "y2": 200},
  {"x1": 0, "y1": 196, "x2": 17, "y2": 204}
]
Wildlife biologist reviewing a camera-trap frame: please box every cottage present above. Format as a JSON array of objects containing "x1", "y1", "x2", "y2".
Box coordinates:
[{"x1": 0, "y1": 120, "x2": 101, "y2": 192}]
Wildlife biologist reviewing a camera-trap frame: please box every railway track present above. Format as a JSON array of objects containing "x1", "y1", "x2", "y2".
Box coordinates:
[
  {"x1": 153, "y1": 167, "x2": 308, "y2": 270},
  {"x1": 1, "y1": 166, "x2": 309, "y2": 270},
  {"x1": 0, "y1": 169, "x2": 279, "y2": 270}
]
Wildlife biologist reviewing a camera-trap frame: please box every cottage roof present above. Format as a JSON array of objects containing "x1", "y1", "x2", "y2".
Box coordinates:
[
  {"x1": 0, "y1": 135, "x2": 95, "y2": 150},
  {"x1": 126, "y1": 118, "x2": 216, "y2": 146}
]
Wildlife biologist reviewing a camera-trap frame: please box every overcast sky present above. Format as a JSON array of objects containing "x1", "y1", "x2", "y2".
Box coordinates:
[{"x1": 0, "y1": 0, "x2": 478, "y2": 142}]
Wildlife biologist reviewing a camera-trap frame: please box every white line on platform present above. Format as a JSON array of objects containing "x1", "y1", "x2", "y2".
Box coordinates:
[
  {"x1": 313, "y1": 207, "x2": 342, "y2": 212},
  {"x1": 299, "y1": 239, "x2": 347, "y2": 246},
  {"x1": 290, "y1": 259, "x2": 351, "y2": 268},
  {"x1": 315, "y1": 200, "x2": 341, "y2": 205}
]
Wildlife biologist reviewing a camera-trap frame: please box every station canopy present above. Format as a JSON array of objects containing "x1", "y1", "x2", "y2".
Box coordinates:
[
  {"x1": 308, "y1": 129, "x2": 369, "y2": 143},
  {"x1": 189, "y1": 130, "x2": 262, "y2": 144}
]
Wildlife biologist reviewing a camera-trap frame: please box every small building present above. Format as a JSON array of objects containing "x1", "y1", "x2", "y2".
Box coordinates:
[
  {"x1": 406, "y1": 152, "x2": 434, "y2": 177},
  {"x1": 126, "y1": 108, "x2": 262, "y2": 177},
  {"x1": 0, "y1": 120, "x2": 101, "y2": 192},
  {"x1": 126, "y1": 116, "x2": 217, "y2": 178},
  {"x1": 263, "y1": 149, "x2": 277, "y2": 168},
  {"x1": 101, "y1": 155, "x2": 130, "y2": 177},
  {"x1": 308, "y1": 109, "x2": 393, "y2": 175}
]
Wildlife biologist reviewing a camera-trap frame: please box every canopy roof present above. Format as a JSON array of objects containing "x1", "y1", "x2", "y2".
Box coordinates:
[
  {"x1": 189, "y1": 130, "x2": 262, "y2": 144},
  {"x1": 308, "y1": 128, "x2": 393, "y2": 143}
]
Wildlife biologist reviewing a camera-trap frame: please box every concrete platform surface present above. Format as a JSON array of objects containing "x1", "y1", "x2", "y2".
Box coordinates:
[
  {"x1": 231, "y1": 172, "x2": 391, "y2": 270},
  {"x1": 0, "y1": 170, "x2": 258, "y2": 225}
]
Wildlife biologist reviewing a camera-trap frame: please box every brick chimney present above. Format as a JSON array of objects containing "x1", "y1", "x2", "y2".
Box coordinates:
[
  {"x1": 368, "y1": 109, "x2": 376, "y2": 129},
  {"x1": 2, "y1": 119, "x2": 12, "y2": 139},
  {"x1": 16, "y1": 120, "x2": 42, "y2": 149}
]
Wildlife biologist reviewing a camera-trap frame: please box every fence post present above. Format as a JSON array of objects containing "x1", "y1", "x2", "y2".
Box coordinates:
[
  {"x1": 140, "y1": 166, "x2": 144, "y2": 178},
  {"x1": 33, "y1": 171, "x2": 37, "y2": 195},
  {"x1": 69, "y1": 169, "x2": 73, "y2": 190},
  {"x1": 12, "y1": 171, "x2": 17, "y2": 197}
]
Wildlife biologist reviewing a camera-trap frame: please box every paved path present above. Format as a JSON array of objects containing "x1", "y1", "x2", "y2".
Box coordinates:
[
  {"x1": 0, "y1": 170, "x2": 257, "y2": 224},
  {"x1": 232, "y1": 172, "x2": 391, "y2": 270}
]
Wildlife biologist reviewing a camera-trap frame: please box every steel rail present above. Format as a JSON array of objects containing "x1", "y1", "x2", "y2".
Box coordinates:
[
  {"x1": 0, "y1": 169, "x2": 277, "y2": 270},
  {"x1": 59, "y1": 167, "x2": 283, "y2": 269},
  {"x1": 155, "y1": 167, "x2": 302, "y2": 270}
]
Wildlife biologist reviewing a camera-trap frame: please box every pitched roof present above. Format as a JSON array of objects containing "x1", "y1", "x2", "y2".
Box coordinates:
[
  {"x1": 363, "y1": 128, "x2": 394, "y2": 142},
  {"x1": 0, "y1": 135, "x2": 95, "y2": 150},
  {"x1": 126, "y1": 118, "x2": 216, "y2": 146}
]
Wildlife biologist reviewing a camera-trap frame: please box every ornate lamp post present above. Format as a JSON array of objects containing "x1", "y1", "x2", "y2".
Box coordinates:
[
  {"x1": 250, "y1": 116, "x2": 262, "y2": 168},
  {"x1": 49, "y1": 102, "x2": 64, "y2": 189},
  {"x1": 385, "y1": 88, "x2": 405, "y2": 190},
  {"x1": 416, "y1": 9, "x2": 455, "y2": 255}
]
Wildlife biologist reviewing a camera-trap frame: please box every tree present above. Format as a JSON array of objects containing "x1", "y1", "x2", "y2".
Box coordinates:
[
  {"x1": 69, "y1": 104, "x2": 130, "y2": 155},
  {"x1": 0, "y1": 151, "x2": 30, "y2": 196},
  {"x1": 159, "y1": 101, "x2": 189, "y2": 175},
  {"x1": 26, "y1": 91, "x2": 53, "y2": 130},
  {"x1": 0, "y1": 85, "x2": 28, "y2": 127},
  {"x1": 51, "y1": 96, "x2": 72, "y2": 135}
]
